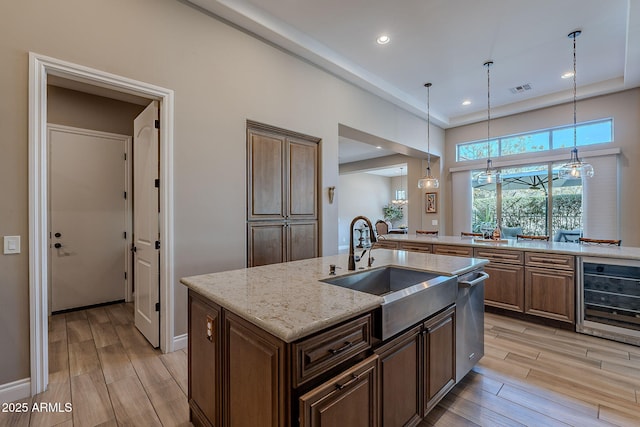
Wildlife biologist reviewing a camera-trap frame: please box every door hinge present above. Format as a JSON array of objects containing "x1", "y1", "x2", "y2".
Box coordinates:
[
  {"x1": 155, "y1": 241, "x2": 161, "y2": 250},
  {"x1": 155, "y1": 302, "x2": 160, "y2": 312},
  {"x1": 124, "y1": 153, "x2": 127, "y2": 161},
  {"x1": 124, "y1": 272, "x2": 127, "y2": 280},
  {"x1": 154, "y1": 179, "x2": 160, "y2": 188},
  {"x1": 123, "y1": 231, "x2": 127, "y2": 239},
  {"x1": 154, "y1": 119, "x2": 160, "y2": 129},
  {"x1": 124, "y1": 191, "x2": 127, "y2": 199}
]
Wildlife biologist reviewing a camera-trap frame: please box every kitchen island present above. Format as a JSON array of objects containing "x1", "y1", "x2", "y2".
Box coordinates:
[{"x1": 181, "y1": 250, "x2": 488, "y2": 427}]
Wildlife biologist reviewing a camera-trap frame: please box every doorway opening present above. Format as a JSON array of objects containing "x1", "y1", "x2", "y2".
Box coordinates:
[{"x1": 29, "y1": 53, "x2": 175, "y2": 395}]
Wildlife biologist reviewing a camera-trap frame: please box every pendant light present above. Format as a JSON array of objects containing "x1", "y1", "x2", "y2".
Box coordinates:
[
  {"x1": 476, "y1": 61, "x2": 501, "y2": 185},
  {"x1": 392, "y1": 167, "x2": 408, "y2": 205},
  {"x1": 558, "y1": 30, "x2": 594, "y2": 179},
  {"x1": 418, "y1": 83, "x2": 439, "y2": 189}
]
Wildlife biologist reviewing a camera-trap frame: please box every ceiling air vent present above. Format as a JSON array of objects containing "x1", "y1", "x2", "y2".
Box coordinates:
[{"x1": 509, "y1": 83, "x2": 532, "y2": 94}]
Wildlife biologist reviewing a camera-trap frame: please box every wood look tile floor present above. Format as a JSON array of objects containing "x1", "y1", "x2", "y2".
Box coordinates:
[
  {"x1": 2, "y1": 307, "x2": 640, "y2": 426},
  {"x1": 0, "y1": 303, "x2": 190, "y2": 427},
  {"x1": 421, "y1": 313, "x2": 640, "y2": 427}
]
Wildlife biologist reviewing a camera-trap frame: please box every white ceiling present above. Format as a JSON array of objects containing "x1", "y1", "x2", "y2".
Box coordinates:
[{"x1": 187, "y1": 0, "x2": 640, "y2": 129}]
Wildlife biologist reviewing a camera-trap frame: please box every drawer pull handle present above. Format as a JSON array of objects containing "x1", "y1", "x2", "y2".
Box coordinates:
[
  {"x1": 335, "y1": 372, "x2": 362, "y2": 390},
  {"x1": 329, "y1": 341, "x2": 353, "y2": 355},
  {"x1": 531, "y1": 257, "x2": 564, "y2": 264}
]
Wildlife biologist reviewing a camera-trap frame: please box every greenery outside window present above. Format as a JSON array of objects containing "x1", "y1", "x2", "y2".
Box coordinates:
[{"x1": 472, "y1": 163, "x2": 583, "y2": 241}]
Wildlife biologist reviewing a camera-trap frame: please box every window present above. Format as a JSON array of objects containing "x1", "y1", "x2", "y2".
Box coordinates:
[
  {"x1": 472, "y1": 163, "x2": 584, "y2": 240},
  {"x1": 457, "y1": 119, "x2": 612, "y2": 161}
]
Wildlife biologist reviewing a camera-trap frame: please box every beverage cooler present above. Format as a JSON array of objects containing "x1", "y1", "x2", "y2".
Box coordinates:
[{"x1": 577, "y1": 257, "x2": 640, "y2": 346}]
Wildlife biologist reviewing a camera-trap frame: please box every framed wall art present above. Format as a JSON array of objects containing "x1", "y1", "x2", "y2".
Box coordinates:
[{"x1": 425, "y1": 192, "x2": 437, "y2": 213}]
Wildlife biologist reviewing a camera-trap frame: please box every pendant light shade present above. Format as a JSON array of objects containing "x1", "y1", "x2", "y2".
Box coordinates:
[
  {"x1": 558, "y1": 30, "x2": 594, "y2": 180},
  {"x1": 418, "y1": 83, "x2": 440, "y2": 189},
  {"x1": 392, "y1": 167, "x2": 408, "y2": 205},
  {"x1": 476, "y1": 61, "x2": 501, "y2": 185}
]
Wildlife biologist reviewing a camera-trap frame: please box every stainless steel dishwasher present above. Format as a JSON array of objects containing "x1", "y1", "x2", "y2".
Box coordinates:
[{"x1": 455, "y1": 269, "x2": 488, "y2": 382}]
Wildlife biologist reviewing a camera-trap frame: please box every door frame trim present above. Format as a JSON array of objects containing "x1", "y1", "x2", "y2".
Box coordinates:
[{"x1": 29, "y1": 52, "x2": 175, "y2": 395}]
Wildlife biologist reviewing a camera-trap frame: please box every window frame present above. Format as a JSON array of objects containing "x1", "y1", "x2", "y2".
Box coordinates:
[{"x1": 456, "y1": 118, "x2": 612, "y2": 162}]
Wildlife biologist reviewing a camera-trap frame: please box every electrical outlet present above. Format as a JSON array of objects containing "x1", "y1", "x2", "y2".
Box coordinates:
[
  {"x1": 431, "y1": 220, "x2": 438, "y2": 226},
  {"x1": 206, "y1": 315, "x2": 214, "y2": 341}
]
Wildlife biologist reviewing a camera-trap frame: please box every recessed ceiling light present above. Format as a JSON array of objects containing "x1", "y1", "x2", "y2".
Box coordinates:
[
  {"x1": 376, "y1": 35, "x2": 390, "y2": 45},
  {"x1": 376, "y1": 146, "x2": 382, "y2": 149},
  {"x1": 462, "y1": 100, "x2": 471, "y2": 106},
  {"x1": 561, "y1": 71, "x2": 574, "y2": 79}
]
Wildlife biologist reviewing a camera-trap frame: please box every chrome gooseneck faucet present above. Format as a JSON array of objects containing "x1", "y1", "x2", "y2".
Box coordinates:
[{"x1": 348, "y1": 216, "x2": 377, "y2": 270}]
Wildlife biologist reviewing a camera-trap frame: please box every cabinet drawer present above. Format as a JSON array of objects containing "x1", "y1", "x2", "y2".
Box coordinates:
[
  {"x1": 293, "y1": 314, "x2": 372, "y2": 387},
  {"x1": 525, "y1": 252, "x2": 575, "y2": 271},
  {"x1": 432, "y1": 245, "x2": 473, "y2": 257},
  {"x1": 375, "y1": 240, "x2": 398, "y2": 249},
  {"x1": 399, "y1": 242, "x2": 432, "y2": 253},
  {"x1": 474, "y1": 248, "x2": 523, "y2": 265}
]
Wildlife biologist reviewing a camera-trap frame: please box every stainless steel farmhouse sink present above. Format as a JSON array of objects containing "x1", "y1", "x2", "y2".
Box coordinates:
[{"x1": 321, "y1": 266, "x2": 457, "y2": 340}]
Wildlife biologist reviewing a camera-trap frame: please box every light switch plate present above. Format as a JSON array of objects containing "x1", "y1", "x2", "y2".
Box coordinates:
[
  {"x1": 4, "y1": 236, "x2": 21, "y2": 254},
  {"x1": 431, "y1": 220, "x2": 438, "y2": 226}
]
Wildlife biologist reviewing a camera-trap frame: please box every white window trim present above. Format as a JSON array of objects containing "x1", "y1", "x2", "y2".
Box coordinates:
[{"x1": 449, "y1": 147, "x2": 621, "y2": 173}]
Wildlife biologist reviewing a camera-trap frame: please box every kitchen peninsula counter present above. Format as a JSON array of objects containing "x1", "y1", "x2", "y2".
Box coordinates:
[
  {"x1": 380, "y1": 234, "x2": 640, "y2": 260},
  {"x1": 180, "y1": 250, "x2": 487, "y2": 343}
]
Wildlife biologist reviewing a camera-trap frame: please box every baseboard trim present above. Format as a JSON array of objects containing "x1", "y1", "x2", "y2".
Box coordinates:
[
  {"x1": 173, "y1": 333, "x2": 188, "y2": 351},
  {"x1": 0, "y1": 378, "x2": 31, "y2": 403}
]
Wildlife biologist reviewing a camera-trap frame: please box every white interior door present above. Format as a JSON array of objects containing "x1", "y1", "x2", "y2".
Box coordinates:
[
  {"x1": 133, "y1": 101, "x2": 160, "y2": 347},
  {"x1": 49, "y1": 125, "x2": 130, "y2": 312}
]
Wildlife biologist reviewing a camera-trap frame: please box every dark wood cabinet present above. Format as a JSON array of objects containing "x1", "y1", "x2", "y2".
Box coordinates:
[
  {"x1": 299, "y1": 355, "x2": 378, "y2": 427},
  {"x1": 188, "y1": 292, "x2": 221, "y2": 427},
  {"x1": 287, "y1": 221, "x2": 318, "y2": 262},
  {"x1": 423, "y1": 306, "x2": 456, "y2": 414},
  {"x1": 375, "y1": 326, "x2": 422, "y2": 427},
  {"x1": 293, "y1": 314, "x2": 372, "y2": 388},
  {"x1": 525, "y1": 266, "x2": 575, "y2": 323},
  {"x1": 189, "y1": 289, "x2": 460, "y2": 427},
  {"x1": 247, "y1": 122, "x2": 319, "y2": 267},
  {"x1": 483, "y1": 263, "x2": 525, "y2": 312},
  {"x1": 374, "y1": 240, "x2": 398, "y2": 250},
  {"x1": 224, "y1": 311, "x2": 287, "y2": 427},
  {"x1": 398, "y1": 242, "x2": 432, "y2": 253},
  {"x1": 474, "y1": 248, "x2": 525, "y2": 312},
  {"x1": 432, "y1": 245, "x2": 473, "y2": 257}
]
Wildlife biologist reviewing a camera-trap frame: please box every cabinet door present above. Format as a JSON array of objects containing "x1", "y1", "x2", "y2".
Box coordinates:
[
  {"x1": 225, "y1": 312, "x2": 286, "y2": 427},
  {"x1": 375, "y1": 326, "x2": 422, "y2": 427},
  {"x1": 484, "y1": 263, "x2": 525, "y2": 312},
  {"x1": 525, "y1": 267, "x2": 575, "y2": 323},
  {"x1": 287, "y1": 221, "x2": 318, "y2": 262},
  {"x1": 247, "y1": 129, "x2": 285, "y2": 221},
  {"x1": 188, "y1": 291, "x2": 220, "y2": 427},
  {"x1": 248, "y1": 222, "x2": 286, "y2": 267},
  {"x1": 299, "y1": 355, "x2": 378, "y2": 427},
  {"x1": 423, "y1": 306, "x2": 455, "y2": 415},
  {"x1": 288, "y1": 138, "x2": 318, "y2": 220}
]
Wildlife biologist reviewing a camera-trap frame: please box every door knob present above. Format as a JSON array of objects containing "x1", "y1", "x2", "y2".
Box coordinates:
[
  {"x1": 54, "y1": 232, "x2": 62, "y2": 238},
  {"x1": 54, "y1": 243, "x2": 62, "y2": 249}
]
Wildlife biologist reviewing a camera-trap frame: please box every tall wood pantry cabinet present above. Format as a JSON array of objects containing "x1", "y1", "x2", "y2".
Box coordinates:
[{"x1": 247, "y1": 121, "x2": 319, "y2": 267}]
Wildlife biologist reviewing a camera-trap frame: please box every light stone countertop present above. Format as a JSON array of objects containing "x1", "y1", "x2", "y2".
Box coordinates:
[
  {"x1": 382, "y1": 235, "x2": 640, "y2": 260},
  {"x1": 180, "y1": 250, "x2": 488, "y2": 343}
]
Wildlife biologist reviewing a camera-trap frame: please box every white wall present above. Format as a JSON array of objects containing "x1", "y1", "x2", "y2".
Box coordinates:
[
  {"x1": 444, "y1": 89, "x2": 640, "y2": 245},
  {"x1": 0, "y1": 0, "x2": 435, "y2": 384},
  {"x1": 338, "y1": 173, "x2": 391, "y2": 249}
]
